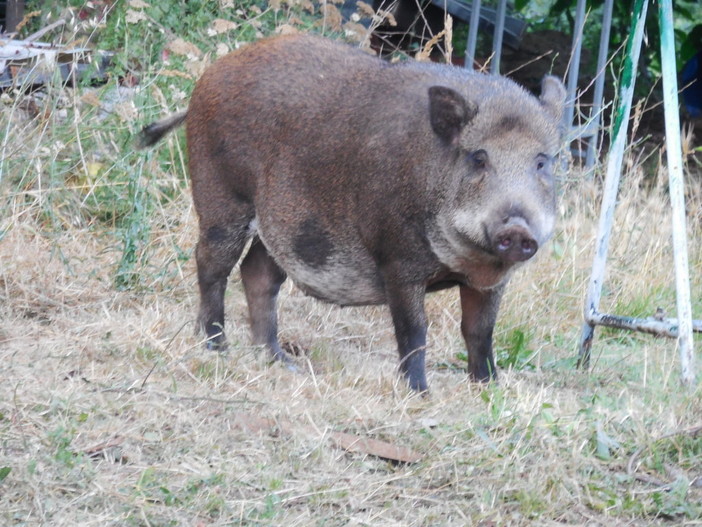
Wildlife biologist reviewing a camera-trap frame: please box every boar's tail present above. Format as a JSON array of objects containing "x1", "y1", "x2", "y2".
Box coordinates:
[{"x1": 136, "y1": 111, "x2": 188, "y2": 148}]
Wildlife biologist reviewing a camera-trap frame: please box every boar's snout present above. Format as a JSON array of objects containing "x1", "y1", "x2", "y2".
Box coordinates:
[{"x1": 492, "y1": 217, "x2": 538, "y2": 263}]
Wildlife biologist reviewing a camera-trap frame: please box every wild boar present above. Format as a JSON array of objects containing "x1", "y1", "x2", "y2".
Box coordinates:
[{"x1": 139, "y1": 34, "x2": 566, "y2": 392}]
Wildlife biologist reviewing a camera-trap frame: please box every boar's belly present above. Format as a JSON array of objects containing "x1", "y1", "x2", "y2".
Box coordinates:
[
  {"x1": 257, "y1": 216, "x2": 386, "y2": 306},
  {"x1": 269, "y1": 242, "x2": 385, "y2": 306},
  {"x1": 283, "y1": 256, "x2": 386, "y2": 306}
]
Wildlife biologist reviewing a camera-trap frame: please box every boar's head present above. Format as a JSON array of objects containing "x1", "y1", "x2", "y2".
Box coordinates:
[{"x1": 428, "y1": 75, "x2": 566, "y2": 287}]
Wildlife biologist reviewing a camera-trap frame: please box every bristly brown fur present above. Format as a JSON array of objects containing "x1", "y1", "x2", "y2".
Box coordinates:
[{"x1": 155, "y1": 33, "x2": 565, "y2": 392}]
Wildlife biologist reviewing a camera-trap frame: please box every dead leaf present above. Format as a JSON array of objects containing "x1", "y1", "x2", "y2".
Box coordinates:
[
  {"x1": 417, "y1": 417, "x2": 440, "y2": 428},
  {"x1": 416, "y1": 21, "x2": 450, "y2": 62},
  {"x1": 115, "y1": 101, "x2": 137, "y2": 122},
  {"x1": 316, "y1": 4, "x2": 342, "y2": 32},
  {"x1": 231, "y1": 413, "x2": 277, "y2": 435},
  {"x1": 276, "y1": 24, "x2": 300, "y2": 35},
  {"x1": 16, "y1": 10, "x2": 41, "y2": 34},
  {"x1": 128, "y1": 0, "x2": 150, "y2": 8},
  {"x1": 80, "y1": 91, "x2": 101, "y2": 108},
  {"x1": 125, "y1": 9, "x2": 148, "y2": 24},
  {"x1": 343, "y1": 21, "x2": 368, "y2": 43},
  {"x1": 83, "y1": 437, "x2": 126, "y2": 463},
  {"x1": 122, "y1": 72, "x2": 139, "y2": 87},
  {"x1": 356, "y1": 1, "x2": 375, "y2": 18},
  {"x1": 185, "y1": 58, "x2": 209, "y2": 78},
  {"x1": 86, "y1": 162, "x2": 104, "y2": 178},
  {"x1": 149, "y1": 84, "x2": 168, "y2": 107},
  {"x1": 380, "y1": 10, "x2": 397, "y2": 27},
  {"x1": 330, "y1": 431, "x2": 423, "y2": 463},
  {"x1": 216, "y1": 43, "x2": 230, "y2": 57},
  {"x1": 228, "y1": 412, "x2": 422, "y2": 464},
  {"x1": 209, "y1": 18, "x2": 238, "y2": 35},
  {"x1": 167, "y1": 38, "x2": 202, "y2": 58}
]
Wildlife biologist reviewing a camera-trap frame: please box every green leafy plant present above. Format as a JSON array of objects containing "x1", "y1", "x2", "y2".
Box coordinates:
[{"x1": 496, "y1": 327, "x2": 536, "y2": 371}]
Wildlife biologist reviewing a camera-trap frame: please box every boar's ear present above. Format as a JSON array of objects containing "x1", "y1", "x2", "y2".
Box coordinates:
[
  {"x1": 539, "y1": 75, "x2": 567, "y2": 122},
  {"x1": 428, "y1": 86, "x2": 477, "y2": 145}
]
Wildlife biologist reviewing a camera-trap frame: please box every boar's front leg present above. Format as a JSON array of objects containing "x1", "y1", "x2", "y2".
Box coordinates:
[
  {"x1": 240, "y1": 237, "x2": 289, "y2": 363},
  {"x1": 385, "y1": 282, "x2": 429, "y2": 392},
  {"x1": 459, "y1": 284, "x2": 504, "y2": 382}
]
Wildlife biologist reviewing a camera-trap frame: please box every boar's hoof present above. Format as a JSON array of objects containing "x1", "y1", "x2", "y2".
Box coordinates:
[
  {"x1": 205, "y1": 336, "x2": 227, "y2": 352},
  {"x1": 281, "y1": 358, "x2": 300, "y2": 374},
  {"x1": 493, "y1": 225, "x2": 538, "y2": 263},
  {"x1": 270, "y1": 349, "x2": 301, "y2": 373}
]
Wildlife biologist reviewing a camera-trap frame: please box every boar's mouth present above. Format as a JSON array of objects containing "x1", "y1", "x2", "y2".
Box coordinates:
[{"x1": 450, "y1": 225, "x2": 501, "y2": 263}]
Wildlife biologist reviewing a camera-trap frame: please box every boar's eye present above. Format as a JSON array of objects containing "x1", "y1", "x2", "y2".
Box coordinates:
[
  {"x1": 535, "y1": 153, "x2": 551, "y2": 172},
  {"x1": 470, "y1": 149, "x2": 488, "y2": 170},
  {"x1": 535, "y1": 154, "x2": 554, "y2": 184}
]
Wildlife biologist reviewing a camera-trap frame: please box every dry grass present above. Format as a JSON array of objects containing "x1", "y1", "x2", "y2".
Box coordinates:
[
  {"x1": 2, "y1": 17, "x2": 702, "y2": 527},
  {"x1": 2, "y1": 109, "x2": 701, "y2": 527}
]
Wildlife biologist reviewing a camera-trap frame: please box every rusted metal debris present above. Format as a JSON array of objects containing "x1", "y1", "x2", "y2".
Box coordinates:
[{"x1": 0, "y1": 38, "x2": 112, "y2": 89}]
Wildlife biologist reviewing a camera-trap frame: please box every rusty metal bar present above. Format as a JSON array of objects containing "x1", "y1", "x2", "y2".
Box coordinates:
[{"x1": 585, "y1": 310, "x2": 702, "y2": 339}]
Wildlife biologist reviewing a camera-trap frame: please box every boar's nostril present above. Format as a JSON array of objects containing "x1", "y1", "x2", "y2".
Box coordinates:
[
  {"x1": 494, "y1": 228, "x2": 538, "y2": 263},
  {"x1": 497, "y1": 237, "x2": 512, "y2": 250},
  {"x1": 520, "y1": 238, "x2": 537, "y2": 258}
]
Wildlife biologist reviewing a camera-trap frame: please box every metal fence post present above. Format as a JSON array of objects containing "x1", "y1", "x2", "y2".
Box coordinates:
[
  {"x1": 578, "y1": 0, "x2": 648, "y2": 368},
  {"x1": 563, "y1": 0, "x2": 587, "y2": 144},
  {"x1": 465, "y1": 0, "x2": 482, "y2": 69},
  {"x1": 658, "y1": 0, "x2": 696, "y2": 387},
  {"x1": 585, "y1": 0, "x2": 614, "y2": 168},
  {"x1": 490, "y1": 0, "x2": 506, "y2": 74}
]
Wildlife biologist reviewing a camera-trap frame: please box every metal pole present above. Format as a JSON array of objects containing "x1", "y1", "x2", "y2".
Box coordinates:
[
  {"x1": 5, "y1": 0, "x2": 26, "y2": 34},
  {"x1": 490, "y1": 0, "x2": 506, "y2": 74},
  {"x1": 563, "y1": 0, "x2": 586, "y2": 145},
  {"x1": 588, "y1": 312, "x2": 702, "y2": 338},
  {"x1": 578, "y1": 0, "x2": 648, "y2": 368},
  {"x1": 585, "y1": 0, "x2": 614, "y2": 168},
  {"x1": 465, "y1": 0, "x2": 481, "y2": 69},
  {"x1": 658, "y1": 0, "x2": 696, "y2": 387}
]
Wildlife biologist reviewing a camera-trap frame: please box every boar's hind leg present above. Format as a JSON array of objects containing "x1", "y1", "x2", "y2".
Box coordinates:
[
  {"x1": 240, "y1": 237, "x2": 289, "y2": 363},
  {"x1": 196, "y1": 220, "x2": 250, "y2": 349},
  {"x1": 459, "y1": 284, "x2": 504, "y2": 382},
  {"x1": 386, "y1": 283, "x2": 429, "y2": 392}
]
